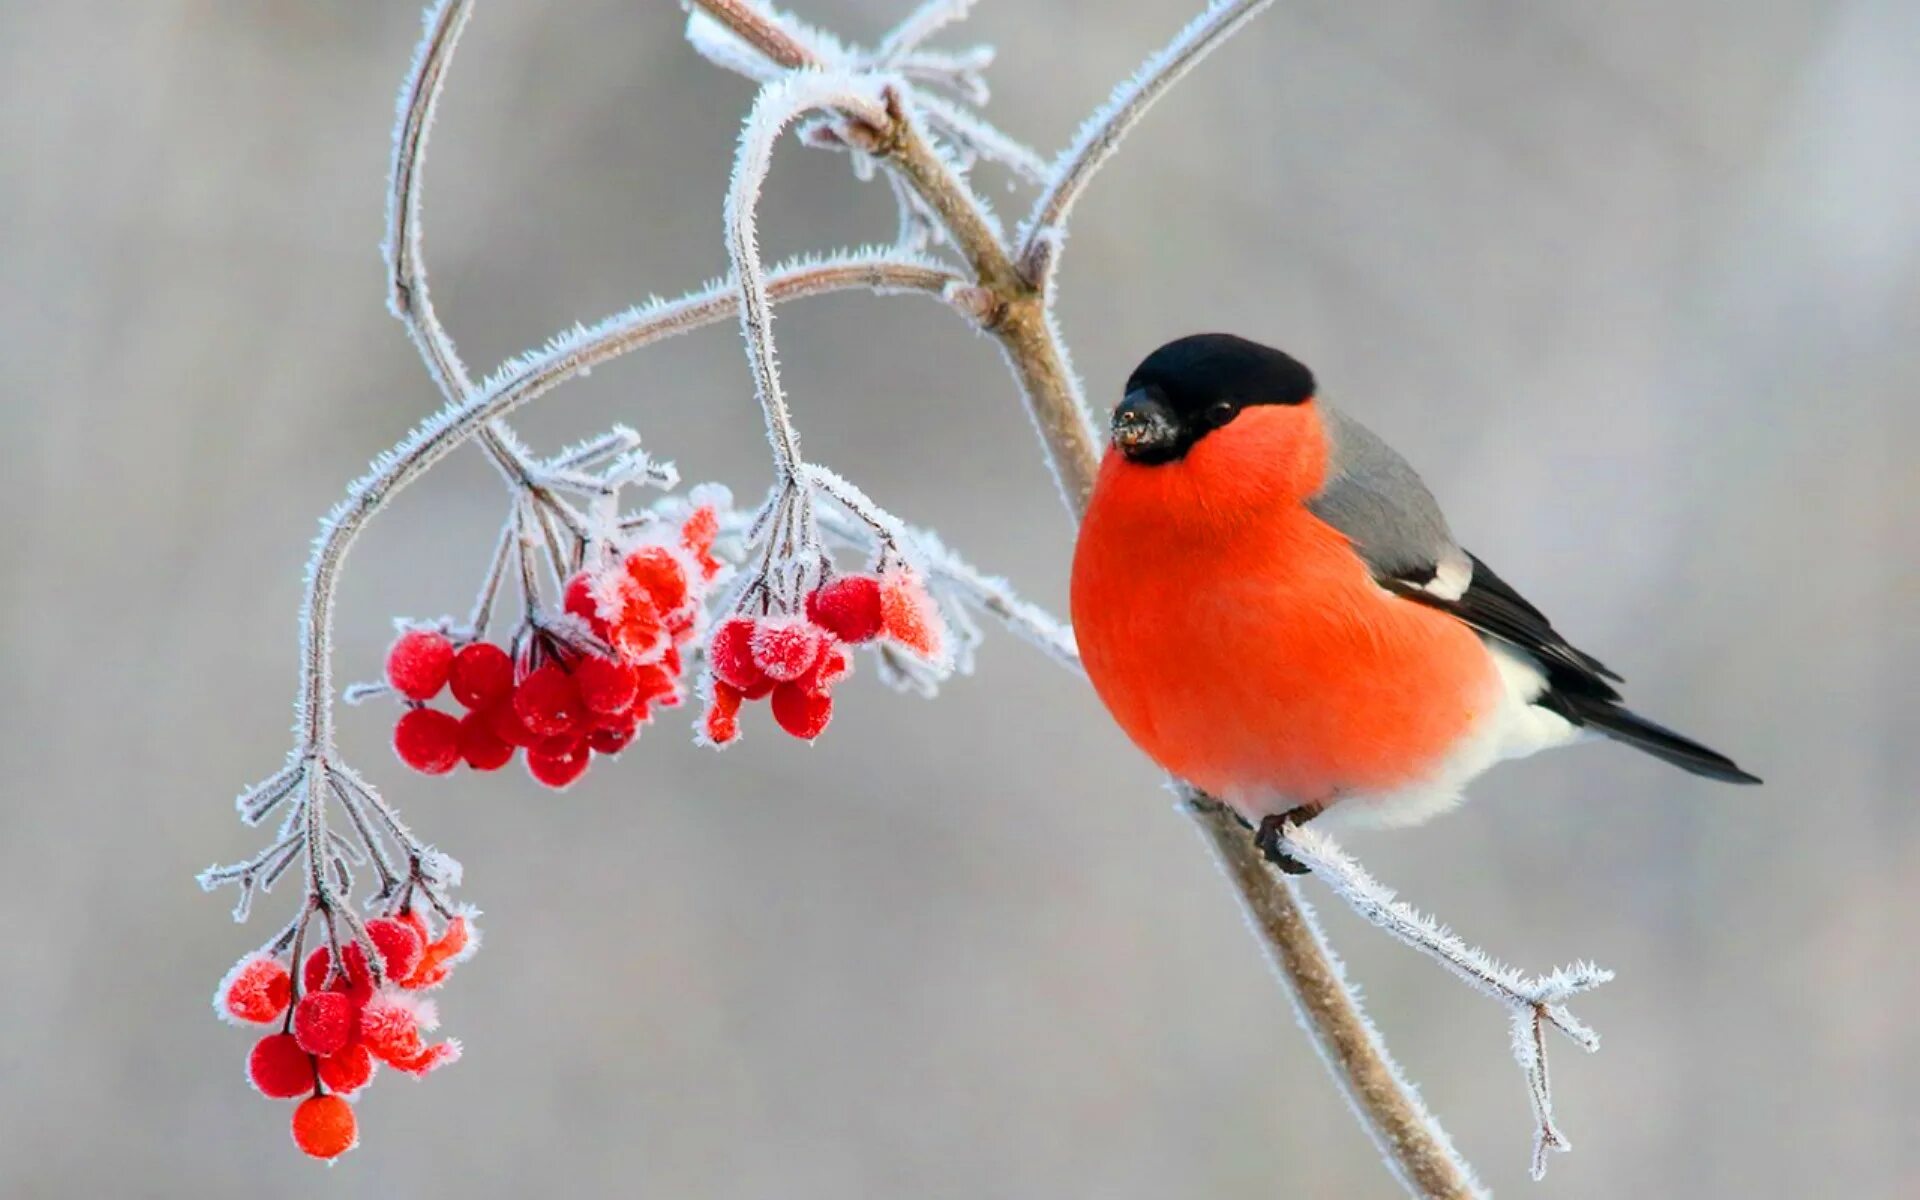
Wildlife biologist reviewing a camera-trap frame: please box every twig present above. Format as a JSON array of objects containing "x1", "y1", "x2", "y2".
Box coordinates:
[
  {"x1": 1019, "y1": 0, "x2": 1275, "y2": 270},
  {"x1": 1281, "y1": 823, "x2": 1611, "y2": 1180}
]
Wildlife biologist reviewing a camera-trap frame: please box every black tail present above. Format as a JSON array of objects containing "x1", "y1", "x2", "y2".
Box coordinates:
[{"x1": 1541, "y1": 692, "x2": 1761, "y2": 784}]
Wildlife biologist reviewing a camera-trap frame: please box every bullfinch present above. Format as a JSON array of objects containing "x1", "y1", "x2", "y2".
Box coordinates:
[{"x1": 1070, "y1": 333, "x2": 1758, "y2": 872}]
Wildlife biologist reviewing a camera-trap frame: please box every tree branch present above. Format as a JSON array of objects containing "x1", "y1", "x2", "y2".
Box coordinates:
[{"x1": 1019, "y1": 0, "x2": 1275, "y2": 271}]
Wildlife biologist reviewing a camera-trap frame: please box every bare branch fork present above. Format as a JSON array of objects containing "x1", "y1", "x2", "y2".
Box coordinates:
[{"x1": 201, "y1": 0, "x2": 1614, "y2": 1188}]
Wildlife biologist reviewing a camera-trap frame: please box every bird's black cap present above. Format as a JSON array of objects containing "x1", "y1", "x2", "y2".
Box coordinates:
[{"x1": 1113, "y1": 334, "x2": 1316, "y2": 464}]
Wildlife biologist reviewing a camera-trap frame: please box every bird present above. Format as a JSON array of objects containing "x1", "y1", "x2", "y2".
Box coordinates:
[{"x1": 1069, "y1": 333, "x2": 1758, "y2": 872}]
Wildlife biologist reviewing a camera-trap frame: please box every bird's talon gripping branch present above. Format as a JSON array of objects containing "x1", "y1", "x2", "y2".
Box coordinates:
[{"x1": 1254, "y1": 808, "x2": 1317, "y2": 875}]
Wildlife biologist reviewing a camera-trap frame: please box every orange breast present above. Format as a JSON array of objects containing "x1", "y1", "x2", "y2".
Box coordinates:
[{"x1": 1069, "y1": 406, "x2": 1497, "y2": 806}]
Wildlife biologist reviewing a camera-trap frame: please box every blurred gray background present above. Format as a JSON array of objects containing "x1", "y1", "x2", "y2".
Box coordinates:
[{"x1": 3, "y1": 1, "x2": 1916, "y2": 1196}]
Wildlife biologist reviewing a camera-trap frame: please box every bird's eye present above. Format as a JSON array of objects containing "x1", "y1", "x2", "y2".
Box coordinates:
[{"x1": 1208, "y1": 401, "x2": 1237, "y2": 426}]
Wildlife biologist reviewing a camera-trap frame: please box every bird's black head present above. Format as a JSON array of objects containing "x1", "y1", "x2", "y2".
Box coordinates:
[{"x1": 1112, "y1": 334, "x2": 1317, "y2": 464}]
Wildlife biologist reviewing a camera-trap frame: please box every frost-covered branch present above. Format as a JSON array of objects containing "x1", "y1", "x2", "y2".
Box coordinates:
[
  {"x1": 1019, "y1": 0, "x2": 1274, "y2": 277},
  {"x1": 1280, "y1": 823, "x2": 1612, "y2": 1179},
  {"x1": 725, "y1": 73, "x2": 893, "y2": 480},
  {"x1": 296, "y1": 249, "x2": 959, "y2": 751}
]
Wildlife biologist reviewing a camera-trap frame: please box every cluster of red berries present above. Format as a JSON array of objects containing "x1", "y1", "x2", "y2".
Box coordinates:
[
  {"x1": 702, "y1": 566, "x2": 944, "y2": 745},
  {"x1": 218, "y1": 910, "x2": 473, "y2": 1159},
  {"x1": 385, "y1": 507, "x2": 723, "y2": 789}
]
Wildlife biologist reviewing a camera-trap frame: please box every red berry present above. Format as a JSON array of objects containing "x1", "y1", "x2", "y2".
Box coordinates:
[
  {"x1": 486, "y1": 699, "x2": 538, "y2": 748},
  {"x1": 449, "y1": 641, "x2": 513, "y2": 709},
  {"x1": 303, "y1": 943, "x2": 373, "y2": 1003},
  {"x1": 316, "y1": 1042, "x2": 375, "y2": 1097},
  {"x1": 514, "y1": 664, "x2": 584, "y2": 738},
  {"x1": 292, "y1": 990, "x2": 356, "y2": 1057},
  {"x1": 386, "y1": 629, "x2": 454, "y2": 700},
  {"x1": 710, "y1": 616, "x2": 767, "y2": 689},
  {"x1": 394, "y1": 707, "x2": 461, "y2": 774},
  {"x1": 527, "y1": 739, "x2": 591, "y2": 789},
  {"x1": 607, "y1": 588, "x2": 667, "y2": 664},
  {"x1": 798, "y1": 644, "x2": 851, "y2": 693},
  {"x1": 632, "y1": 662, "x2": 681, "y2": 706},
  {"x1": 702, "y1": 681, "x2": 743, "y2": 747},
  {"x1": 219, "y1": 953, "x2": 292, "y2": 1025},
  {"x1": 364, "y1": 917, "x2": 424, "y2": 982},
  {"x1": 880, "y1": 568, "x2": 945, "y2": 659},
  {"x1": 358, "y1": 991, "x2": 425, "y2": 1065},
  {"x1": 587, "y1": 723, "x2": 636, "y2": 755},
  {"x1": 681, "y1": 505, "x2": 722, "y2": 580},
  {"x1": 392, "y1": 1041, "x2": 461, "y2": 1076},
  {"x1": 247, "y1": 1033, "x2": 314, "y2": 1099},
  {"x1": 564, "y1": 572, "x2": 609, "y2": 637},
  {"x1": 291, "y1": 1094, "x2": 358, "y2": 1159},
  {"x1": 456, "y1": 707, "x2": 515, "y2": 771},
  {"x1": 400, "y1": 915, "x2": 472, "y2": 990},
  {"x1": 397, "y1": 906, "x2": 430, "y2": 945},
  {"x1": 624, "y1": 545, "x2": 690, "y2": 617},
  {"x1": 750, "y1": 618, "x2": 826, "y2": 682},
  {"x1": 807, "y1": 575, "x2": 884, "y2": 643},
  {"x1": 574, "y1": 654, "x2": 638, "y2": 715},
  {"x1": 771, "y1": 681, "x2": 833, "y2": 740}
]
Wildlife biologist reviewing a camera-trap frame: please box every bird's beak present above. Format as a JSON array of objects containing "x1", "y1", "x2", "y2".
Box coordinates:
[{"x1": 1112, "y1": 389, "x2": 1180, "y2": 462}]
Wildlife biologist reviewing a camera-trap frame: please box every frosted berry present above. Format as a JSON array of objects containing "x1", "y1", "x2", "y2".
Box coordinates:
[
  {"x1": 624, "y1": 545, "x2": 691, "y2": 616},
  {"x1": 487, "y1": 699, "x2": 538, "y2": 748},
  {"x1": 633, "y1": 662, "x2": 681, "y2": 706},
  {"x1": 605, "y1": 588, "x2": 666, "y2": 664},
  {"x1": 386, "y1": 629, "x2": 454, "y2": 700},
  {"x1": 514, "y1": 664, "x2": 584, "y2": 738},
  {"x1": 359, "y1": 991, "x2": 426, "y2": 1066},
  {"x1": 574, "y1": 654, "x2": 638, "y2": 715},
  {"x1": 365, "y1": 917, "x2": 424, "y2": 982},
  {"x1": 749, "y1": 618, "x2": 826, "y2": 682},
  {"x1": 771, "y1": 681, "x2": 833, "y2": 741},
  {"x1": 292, "y1": 990, "x2": 356, "y2": 1057},
  {"x1": 807, "y1": 575, "x2": 883, "y2": 643},
  {"x1": 394, "y1": 707, "x2": 461, "y2": 774},
  {"x1": 397, "y1": 906, "x2": 430, "y2": 945},
  {"x1": 392, "y1": 1041, "x2": 461, "y2": 1076},
  {"x1": 709, "y1": 616, "x2": 767, "y2": 690},
  {"x1": 880, "y1": 568, "x2": 945, "y2": 659},
  {"x1": 457, "y1": 708, "x2": 515, "y2": 771},
  {"x1": 564, "y1": 571, "x2": 609, "y2": 638},
  {"x1": 798, "y1": 644, "x2": 851, "y2": 693},
  {"x1": 449, "y1": 641, "x2": 513, "y2": 709},
  {"x1": 402, "y1": 915, "x2": 472, "y2": 990},
  {"x1": 291, "y1": 1094, "x2": 358, "y2": 1160},
  {"x1": 316, "y1": 1042, "x2": 375, "y2": 1097},
  {"x1": 681, "y1": 505, "x2": 723, "y2": 580},
  {"x1": 247, "y1": 1032, "x2": 314, "y2": 1099},
  {"x1": 220, "y1": 953, "x2": 292, "y2": 1025},
  {"x1": 303, "y1": 943, "x2": 373, "y2": 1003},
  {"x1": 702, "y1": 681, "x2": 743, "y2": 747},
  {"x1": 527, "y1": 739, "x2": 591, "y2": 789},
  {"x1": 583, "y1": 714, "x2": 637, "y2": 752}
]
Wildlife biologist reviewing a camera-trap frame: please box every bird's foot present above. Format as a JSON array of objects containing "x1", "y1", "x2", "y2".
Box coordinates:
[{"x1": 1254, "y1": 806, "x2": 1320, "y2": 875}]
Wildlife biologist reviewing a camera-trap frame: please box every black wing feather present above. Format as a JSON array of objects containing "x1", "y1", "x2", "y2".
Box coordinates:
[
  {"x1": 1384, "y1": 552, "x2": 1622, "y2": 699},
  {"x1": 1383, "y1": 553, "x2": 1760, "y2": 784}
]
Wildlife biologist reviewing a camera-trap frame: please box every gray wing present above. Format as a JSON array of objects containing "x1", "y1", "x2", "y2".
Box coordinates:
[
  {"x1": 1307, "y1": 402, "x2": 1623, "y2": 687},
  {"x1": 1307, "y1": 402, "x2": 1469, "y2": 594}
]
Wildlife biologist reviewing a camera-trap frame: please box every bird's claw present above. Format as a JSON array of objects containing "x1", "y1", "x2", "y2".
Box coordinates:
[{"x1": 1255, "y1": 811, "x2": 1314, "y2": 875}]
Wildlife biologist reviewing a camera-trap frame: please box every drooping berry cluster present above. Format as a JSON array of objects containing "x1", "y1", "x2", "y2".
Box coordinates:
[
  {"x1": 384, "y1": 506, "x2": 724, "y2": 790},
  {"x1": 218, "y1": 910, "x2": 474, "y2": 1159},
  {"x1": 701, "y1": 566, "x2": 945, "y2": 745}
]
